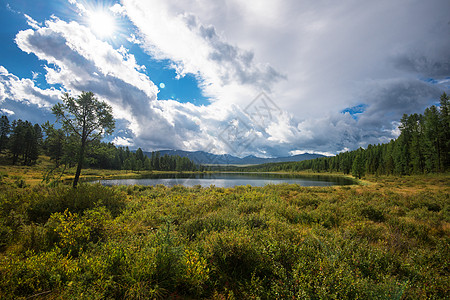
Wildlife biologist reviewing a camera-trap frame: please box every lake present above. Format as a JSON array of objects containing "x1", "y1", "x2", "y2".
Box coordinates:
[{"x1": 95, "y1": 172, "x2": 355, "y2": 188}]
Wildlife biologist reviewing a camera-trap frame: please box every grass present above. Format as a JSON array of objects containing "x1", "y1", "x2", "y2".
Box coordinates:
[
  {"x1": 0, "y1": 160, "x2": 449, "y2": 299},
  {"x1": 0, "y1": 156, "x2": 205, "y2": 187}
]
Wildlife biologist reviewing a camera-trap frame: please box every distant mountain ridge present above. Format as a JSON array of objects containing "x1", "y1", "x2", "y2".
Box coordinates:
[{"x1": 143, "y1": 150, "x2": 326, "y2": 165}]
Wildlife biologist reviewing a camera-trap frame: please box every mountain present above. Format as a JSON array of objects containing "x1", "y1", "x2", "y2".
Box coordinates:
[{"x1": 143, "y1": 149, "x2": 326, "y2": 165}]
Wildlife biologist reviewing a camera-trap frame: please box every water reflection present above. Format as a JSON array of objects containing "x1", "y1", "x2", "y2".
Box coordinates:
[{"x1": 96, "y1": 172, "x2": 355, "y2": 188}]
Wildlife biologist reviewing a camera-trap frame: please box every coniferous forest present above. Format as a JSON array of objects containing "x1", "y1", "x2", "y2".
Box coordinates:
[
  {"x1": 0, "y1": 117, "x2": 198, "y2": 172},
  {"x1": 240, "y1": 93, "x2": 450, "y2": 178}
]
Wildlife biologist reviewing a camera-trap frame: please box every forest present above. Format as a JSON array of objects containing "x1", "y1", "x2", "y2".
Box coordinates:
[
  {"x1": 238, "y1": 93, "x2": 450, "y2": 178},
  {"x1": 0, "y1": 117, "x2": 198, "y2": 172}
]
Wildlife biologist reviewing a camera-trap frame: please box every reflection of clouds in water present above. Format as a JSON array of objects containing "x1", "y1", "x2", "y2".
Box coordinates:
[{"x1": 98, "y1": 176, "x2": 345, "y2": 188}]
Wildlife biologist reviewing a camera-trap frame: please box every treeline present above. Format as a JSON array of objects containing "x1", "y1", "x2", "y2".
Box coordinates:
[
  {"x1": 0, "y1": 116, "x2": 199, "y2": 171},
  {"x1": 0, "y1": 117, "x2": 42, "y2": 165},
  {"x1": 85, "y1": 143, "x2": 201, "y2": 171},
  {"x1": 243, "y1": 92, "x2": 450, "y2": 178}
]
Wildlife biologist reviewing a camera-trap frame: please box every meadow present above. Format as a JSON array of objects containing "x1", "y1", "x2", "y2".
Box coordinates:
[{"x1": 0, "y1": 165, "x2": 449, "y2": 299}]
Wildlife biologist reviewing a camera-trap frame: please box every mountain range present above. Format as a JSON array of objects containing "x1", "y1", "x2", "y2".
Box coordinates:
[{"x1": 143, "y1": 150, "x2": 326, "y2": 165}]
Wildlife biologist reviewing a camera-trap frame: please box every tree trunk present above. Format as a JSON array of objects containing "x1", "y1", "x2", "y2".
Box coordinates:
[{"x1": 73, "y1": 139, "x2": 86, "y2": 188}]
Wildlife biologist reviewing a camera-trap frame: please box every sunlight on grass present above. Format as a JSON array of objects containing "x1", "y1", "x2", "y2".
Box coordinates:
[{"x1": 0, "y1": 168, "x2": 448, "y2": 298}]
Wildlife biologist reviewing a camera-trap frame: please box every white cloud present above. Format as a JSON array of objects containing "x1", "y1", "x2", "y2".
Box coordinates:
[
  {"x1": 121, "y1": 0, "x2": 449, "y2": 155},
  {"x1": 31, "y1": 71, "x2": 39, "y2": 80},
  {"x1": 0, "y1": 65, "x2": 60, "y2": 108},
  {"x1": 15, "y1": 17, "x2": 161, "y2": 134},
  {"x1": 10, "y1": 14, "x2": 295, "y2": 155},
  {"x1": 11, "y1": 17, "x2": 235, "y2": 153},
  {"x1": 24, "y1": 14, "x2": 41, "y2": 30},
  {"x1": 67, "y1": 0, "x2": 87, "y2": 15},
  {"x1": 122, "y1": 0, "x2": 284, "y2": 104},
  {"x1": 0, "y1": 108, "x2": 15, "y2": 116},
  {"x1": 4, "y1": 0, "x2": 449, "y2": 157},
  {"x1": 127, "y1": 33, "x2": 142, "y2": 45},
  {"x1": 112, "y1": 136, "x2": 134, "y2": 147},
  {"x1": 110, "y1": 3, "x2": 126, "y2": 16}
]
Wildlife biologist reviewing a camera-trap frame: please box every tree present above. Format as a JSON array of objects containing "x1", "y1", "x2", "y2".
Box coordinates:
[
  {"x1": 9, "y1": 120, "x2": 23, "y2": 164},
  {"x1": 23, "y1": 122, "x2": 40, "y2": 165},
  {"x1": 136, "y1": 147, "x2": 144, "y2": 162},
  {"x1": 52, "y1": 91, "x2": 115, "y2": 188},
  {"x1": 8, "y1": 120, "x2": 40, "y2": 165},
  {"x1": 423, "y1": 106, "x2": 440, "y2": 172},
  {"x1": 42, "y1": 121, "x2": 66, "y2": 166},
  {"x1": 439, "y1": 92, "x2": 450, "y2": 171},
  {"x1": 0, "y1": 115, "x2": 10, "y2": 152},
  {"x1": 352, "y1": 150, "x2": 365, "y2": 179}
]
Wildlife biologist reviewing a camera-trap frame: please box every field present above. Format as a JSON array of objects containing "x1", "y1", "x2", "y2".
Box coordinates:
[{"x1": 0, "y1": 163, "x2": 449, "y2": 299}]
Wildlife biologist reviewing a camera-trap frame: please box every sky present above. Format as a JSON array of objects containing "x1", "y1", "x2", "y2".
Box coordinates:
[{"x1": 0, "y1": 0, "x2": 449, "y2": 158}]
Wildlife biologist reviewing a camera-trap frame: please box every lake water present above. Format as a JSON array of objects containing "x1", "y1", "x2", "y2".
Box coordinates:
[{"x1": 95, "y1": 173, "x2": 355, "y2": 188}]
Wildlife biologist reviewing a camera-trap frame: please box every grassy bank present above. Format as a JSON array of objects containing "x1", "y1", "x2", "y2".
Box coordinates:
[
  {"x1": 0, "y1": 173, "x2": 449, "y2": 299},
  {"x1": 0, "y1": 156, "x2": 207, "y2": 187}
]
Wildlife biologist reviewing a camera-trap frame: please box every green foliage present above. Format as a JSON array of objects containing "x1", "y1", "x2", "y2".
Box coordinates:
[
  {"x1": 27, "y1": 184, "x2": 126, "y2": 223},
  {"x1": 0, "y1": 115, "x2": 9, "y2": 153},
  {"x1": 352, "y1": 150, "x2": 365, "y2": 179},
  {"x1": 52, "y1": 91, "x2": 115, "y2": 188},
  {"x1": 361, "y1": 206, "x2": 385, "y2": 222},
  {"x1": 110, "y1": 147, "x2": 199, "y2": 172},
  {"x1": 0, "y1": 177, "x2": 449, "y2": 299},
  {"x1": 7, "y1": 119, "x2": 41, "y2": 165},
  {"x1": 234, "y1": 94, "x2": 450, "y2": 177},
  {"x1": 0, "y1": 249, "x2": 78, "y2": 299},
  {"x1": 42, "y1": 121, "x2": 66, "y2": 166}
]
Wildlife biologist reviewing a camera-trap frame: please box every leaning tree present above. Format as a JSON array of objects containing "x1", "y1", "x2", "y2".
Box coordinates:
[{"x1": 52, "y1": 91, "x2": 115, "y2": 188}]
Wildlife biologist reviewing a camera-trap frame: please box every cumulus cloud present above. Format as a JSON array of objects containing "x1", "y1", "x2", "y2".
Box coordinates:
[
  {"x1": 10, "y1": 16, "x2": 258, "y2": 153},
  {"x1": 0, "y1": 66, "x2": 60, "y2": 108},
  {"x1": 8, "y1": 12, "x2": 296, "y2": 156},
  {"x1": 121, "y1": 0, "x2": 284, "y2": 103},
  {"x1": 112, "y1": 136, "x2": 133, "y2": 147},
  {"x1": 15, "y1": 17, "x2": 161, "y2": 137},
  {"x1": 118, "y1": 0, "x2": 449, "y2": 155},
  {"x1": 358, "y1": 78, "x2": 444, "y2": 131},
  {"x1": 3, "y1": 0, "x2": 449, "y2": 157}
]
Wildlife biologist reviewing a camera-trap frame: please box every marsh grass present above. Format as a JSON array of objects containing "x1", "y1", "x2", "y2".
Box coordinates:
[{"x1": 0, "y1": 168, "x2": 448, "y2": 299}]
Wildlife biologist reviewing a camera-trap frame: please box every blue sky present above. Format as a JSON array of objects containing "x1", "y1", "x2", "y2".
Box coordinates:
[
  {"x1": 0, "y1": 0, "x2": 207, "y2": 104},
  {"x1": 0, "y1": 0, "x2": 449, "y2": 157}
]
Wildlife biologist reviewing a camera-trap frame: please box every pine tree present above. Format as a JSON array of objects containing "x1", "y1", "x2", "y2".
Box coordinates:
[
  {"x1": 423, "y1": 106, "x2": 440, "y2": 172},
  {"x1": 0, "y1": 115, "x2": 10, "y2": 152},
  {"x1": 9, "y1": 120, "x2": 25, "y2": 165},
  {"x1": 136, "y1": 148, "x2": 144, "y2": 162},
  {"x1": 352, "y1": 150, "x2": 365, "y2": 179},
  {"x1": 439, "y1": 92, "x2": 450, "y2": 171}
]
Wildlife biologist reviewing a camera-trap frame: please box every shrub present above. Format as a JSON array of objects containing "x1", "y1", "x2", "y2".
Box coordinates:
[
  {"x1": 361, "y1": 205, "x2": 385, "y2": 222},
  {"x1": 46, "y1": 210, "x2": 91, "y2": 257},
  {"x1": 28, "y1": 184, "x2": 126, "y2": 223},
  {"x1": 0, "y1": 249, "x2": 78, "y2": 299}
]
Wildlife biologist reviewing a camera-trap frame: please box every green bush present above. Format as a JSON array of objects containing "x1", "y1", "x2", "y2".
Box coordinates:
[
  {"x1": 0, "y1": 249, "x2": 78, "y2": 299},
  {"x1": 0, "y1": 176, "x2": 448, "y2": 299},
  {"x1": 361, "y1": 205, "x2": 385, "y2": 222},
  {"x1": 28, "y1": 184, "x2": 126, "y2": 223}
]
